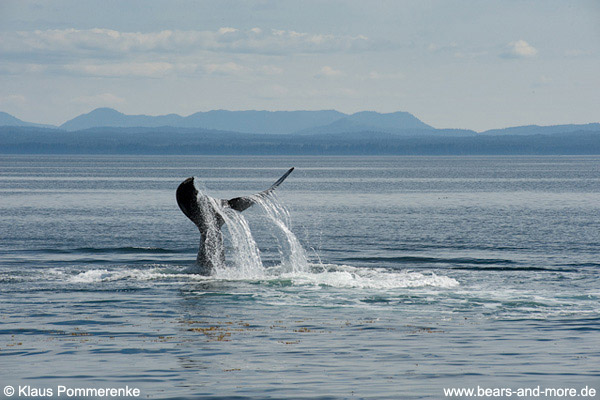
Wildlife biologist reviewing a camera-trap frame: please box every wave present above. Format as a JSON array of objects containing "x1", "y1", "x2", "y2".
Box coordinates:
[
  {"x1": 343, "y1": 255, "x2": 516, "y2": 265},
  {"x1": 445, "y1": 266, "x2": 579, "y2": 272},
  {"x1": 338, "y1": 256, "x2": 588, "y2": 272},
  {"x1": 29, "y1": 247, "x2": 187, "y2": 255},
  {"x1": 65, "y1": 267, "x2": 192, "y2": 284},
  {"x1": 562, "y1": 262, "x2": 600, "y2": 268}
]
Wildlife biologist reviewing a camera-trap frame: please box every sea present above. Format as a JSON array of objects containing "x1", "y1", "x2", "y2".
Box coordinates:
[{"x1": 1, "y1": 155, "x2": 599, "y2": 399}]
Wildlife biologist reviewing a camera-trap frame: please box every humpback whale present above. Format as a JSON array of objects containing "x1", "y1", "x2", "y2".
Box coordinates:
[{"x1": 176, "y1": 168, "x2": 295, "y2": 275}]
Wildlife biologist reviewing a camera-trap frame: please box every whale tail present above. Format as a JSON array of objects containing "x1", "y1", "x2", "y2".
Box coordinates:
[
  {"x1": 176, "y1": 167, "x2": 295, "y2": 222},
  {"x1": 176, "y1": 168, "x2": 295, "y2": 273}
]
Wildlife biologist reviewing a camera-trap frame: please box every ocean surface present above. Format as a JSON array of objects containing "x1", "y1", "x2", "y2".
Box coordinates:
[{"x1": 1, "y1": 155, "x2": 599, "y2": 399}]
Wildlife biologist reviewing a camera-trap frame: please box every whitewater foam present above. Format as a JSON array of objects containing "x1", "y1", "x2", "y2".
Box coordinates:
[
  {"x1": 274, "y1": 264, "x2": 459, "y2": 289},
  {"x1": 63, "y1": 264, "x2": 458, "y2": 289},
  {"x1": 66, "y1": 268, "x2": 169, "y2": 283}
]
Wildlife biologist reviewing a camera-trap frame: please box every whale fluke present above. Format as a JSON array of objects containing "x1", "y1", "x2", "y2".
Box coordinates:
[
  {"x1": 227, "y1": 167, "x2": 294, "y2": 212},
  {"x1": 176, "y1": 168, "x2": 295, "y2": 274}
]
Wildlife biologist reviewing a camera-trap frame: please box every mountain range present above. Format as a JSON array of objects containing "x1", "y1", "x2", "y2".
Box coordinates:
[
  {"x1": 1, "y1": 108, "x2": 599, "y2": 137},
  {"x1": 1, "y1": 108, "x2": 599, "y2": 155},
  {"x1": 58, "y1": 108, "x2": 453, "y2": 136},
  {"x1": 59, "y1": 108, "x2": 348, "y2": 134}
]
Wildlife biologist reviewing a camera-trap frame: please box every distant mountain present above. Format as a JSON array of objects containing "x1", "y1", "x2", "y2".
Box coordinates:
[
  {"x1": 481, "y1": 123, "x2": 600, "y2": 136},
  {"x1": 59, "y1": 108, "x2": 184, "y2": 131},
  {"x1": 0, "y1": 111, "x2": 55, "y2": 129},
  {"x1": 294, "y1": 111, "x2": 477, "y2": 137},
  {"x1": 294, "y1": 111, "x2": 432, "y2": 135},
  {"x1": 58, "y1": 108, "x2": 444, "y2": 136},
  {"x1": 60, "y1": 108, "x2": 346, "y2": 134},
  {"x1": 346, "y1": 111, "x2": 433, "y2": 130},
  {"x1": 183, "y1": 110, "x2": 346, "y2": 134}
]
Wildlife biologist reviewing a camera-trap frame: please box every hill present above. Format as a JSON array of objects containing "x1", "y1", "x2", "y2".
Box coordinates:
[
  {"x1": 293, "y1": 111, "x2": 443, "y2": 135},
  {"x1": 481, "y1": 123, "x2": 600, "y2": 136},
  {"x1": 59, "y1": 108, "x2": 346, "y2": 134},
  {"x1": 0, "y1": 112, "x2": 55, "y2": 129}
]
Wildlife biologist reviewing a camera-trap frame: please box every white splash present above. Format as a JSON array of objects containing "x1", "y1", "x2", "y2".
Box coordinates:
[
  {"x1": 276, "y1": 264, "x2": 459, "y2": 289},
  {"x1": 215, "y1": 199, "x2": 265, "y2": 279},
  {"x1": 250, "y1": 193, "x2": 309, "y2": 274},
  {"x1": 197, "y1": 194, "x2": 228, "y2": 271},
  {"x1": 191, "y1": 187, "x2": 310, "y2": 279},
  {"x1": 67, "y1": 268, "x2": 160, "y2": 283}
]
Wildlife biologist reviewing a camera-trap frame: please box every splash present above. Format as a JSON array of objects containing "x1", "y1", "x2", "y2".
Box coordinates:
[
  {"x1": 279, "y1": 264, "x2": 459, "y2": 289},
  {"x1": 196, "y1": 194, "x2": 228, "y2": 272},
  {"x1": 250, "y1": 193, "x2": 309, "y2": 274},
  {"x1": 215, "y1": 198, "x2": 264, "y2": 279},
  {"x1": 192, "y1": 187, "x2": 308, "y2": 279}
]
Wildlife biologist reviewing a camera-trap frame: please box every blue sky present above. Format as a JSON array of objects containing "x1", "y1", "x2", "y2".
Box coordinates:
[{"x1": 0, "y1": 0, "x2": 598, "y2": 131}]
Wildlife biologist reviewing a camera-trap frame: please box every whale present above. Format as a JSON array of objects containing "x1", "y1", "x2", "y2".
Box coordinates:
[{"x1": 176, "y1": 167, "x2": 294, "y2": 275}]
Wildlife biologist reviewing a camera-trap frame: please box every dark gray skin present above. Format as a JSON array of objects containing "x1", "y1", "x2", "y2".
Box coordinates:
[{"x1": 176, "y1": 168, "x2": 294, "y2": 275}]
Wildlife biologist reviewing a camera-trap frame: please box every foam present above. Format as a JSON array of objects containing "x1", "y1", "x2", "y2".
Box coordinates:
[
  {"x1": 66, "y1": 267, "x2": 199, "y2": 283},
  {"x1": 277, "y1": 264, "x2": 459, "y2": 289},
  {"x1": 63, "y1": 263, "x2": 458, "y2": 290}
]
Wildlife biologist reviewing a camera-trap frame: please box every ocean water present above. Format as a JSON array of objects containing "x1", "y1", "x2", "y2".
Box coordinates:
[{"x1": 0, "y1": 155, "x2": 599, "y2": 399}]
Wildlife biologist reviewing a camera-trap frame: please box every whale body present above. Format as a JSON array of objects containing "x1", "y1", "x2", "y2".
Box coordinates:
[{"x1": 176, "y1": 168, "x2": 294, "y2": 275}]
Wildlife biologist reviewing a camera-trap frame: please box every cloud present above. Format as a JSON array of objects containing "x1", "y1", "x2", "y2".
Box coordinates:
[
  {"x1": 502, "y1": 40, "x2": 538, "y2": 58},
  {"x1": 10, "y1": 58, "x2": 280, "y2": 79},
  {"x1": 0, "y1": 27, "x2": 371, "y2": 60},
  {"x1": 0, "y1": 63, "x2": 47, "y2": 75},
  {"x1": 315, "y1": 66, "x2": 343, "y2": 78},
  {"x1": 218, "y1": 27, "x2": 239, "y2": 35},
  {"x1": 62, "y1": 62, "x2": 195, "y2": 77},
  {"x1": 0, "y1": 27, "x2": 372, "y2": 79}
]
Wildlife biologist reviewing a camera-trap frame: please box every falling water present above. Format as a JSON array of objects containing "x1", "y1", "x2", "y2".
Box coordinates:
[
  {"x1": 217, "y1": 200, "x2": 264, "y2": 279},
  {"x1": 194, "y1": 187, "x2": 308, "y2": 279},
  {"x1": 196, "y1": 194, "x2": 227, "y2": 273},
  {"x1": 250, "y1": 193, "x2": 309, "y2": 274}
]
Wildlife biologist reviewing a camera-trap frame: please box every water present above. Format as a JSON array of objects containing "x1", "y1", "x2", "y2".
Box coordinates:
[{"x1": 1, "y1": 155, "x2": 599, "y2": 399}]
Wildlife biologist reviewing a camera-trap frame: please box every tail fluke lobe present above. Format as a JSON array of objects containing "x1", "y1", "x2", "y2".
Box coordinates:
[
  {"x1": 268, "y1": 167, "x2": 294, "y2": 192},
  {"x1": 227, "y1": 167, "x2": 294, "y2": 212},
  {"x1": 176, "y1": 177, "x2": 201, "y2": 225}
]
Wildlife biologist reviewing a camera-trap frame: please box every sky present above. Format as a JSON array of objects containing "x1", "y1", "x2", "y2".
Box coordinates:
[{"x1": 0, "y1": 0, "x2": 599, "y2": 131}]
